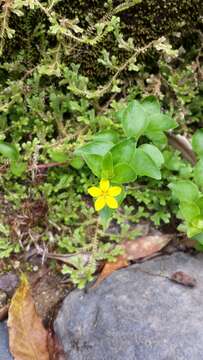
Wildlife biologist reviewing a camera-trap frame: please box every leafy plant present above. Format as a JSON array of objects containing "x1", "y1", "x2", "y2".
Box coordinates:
[
  {"x1": 169, "y1": 130, "x2": 203, "y2": 246},
  {"x1": 0, "y1": 0, "x2": 202, "y2": 287}
]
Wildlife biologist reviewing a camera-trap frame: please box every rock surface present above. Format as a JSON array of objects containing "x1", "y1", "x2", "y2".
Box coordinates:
[
  {"x1": 0, "y1": 322, "x2": 13, "y2": 360},
  {"x1": 0, "y1": 273, "x2": 19, "y2": 296},
  {"x1": 54, "y1": 252, "x2": 203, "y2": 360}
]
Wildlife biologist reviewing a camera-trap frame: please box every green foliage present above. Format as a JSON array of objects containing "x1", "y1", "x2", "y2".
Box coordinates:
[
  {"x1": 76, "y1": 97, "x2": 175, "y2": 185},
  {"x1": 0, "y1": 0, "x2": 202, "y2": 286}
]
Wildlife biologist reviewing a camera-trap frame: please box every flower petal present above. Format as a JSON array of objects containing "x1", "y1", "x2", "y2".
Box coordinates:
[
  {"x1": 106, "y1": 196, "x2": 118, "y2": 209},
  {"x1": 108, "y1": 186, "x2": 121, "y2": 197},
  {"x1": 100, "y1": 179, "x2": 110, "y2": 192},
  {"x1": 95, "y1": 196, "x2": 106, "y2": 211},
  {"x1": 88, "y1": 186, "x2": 102, "y2": 197}
]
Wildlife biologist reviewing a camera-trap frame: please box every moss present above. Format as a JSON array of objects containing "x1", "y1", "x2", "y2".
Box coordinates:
[{"x1": 3, "y1": 0, "x2": 202, "y2": 61}]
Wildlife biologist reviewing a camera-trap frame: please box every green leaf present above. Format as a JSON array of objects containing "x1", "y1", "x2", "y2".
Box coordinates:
[
  {"x1": 169, "y1": 181, "x2": 199, "y2": 202},
  {"x1": 131, "y1": 148, "x2": 161, "y2": 180},
  {"x1": 146, "y1": 113, "x2": 177, "y2": 133},
  {"x1": 179, "y1": 201, "x2": 200, "y2": 222},
  {"x1": 189, "y1": 218, "x2": 203, "y2": 238},
  {"x1": 49, "y1": 149, "x2": 69, "y2": 162},
  {"x1": 111, "y1": 139, "x2": 135, "y2": 165},
  {"x1": 192, "y1": 129, "x2": 203, "y2": 156},
  {"x1": 102, "y1": 152, "x2": 114, "y2": 179},
  {"x1": 141, "y1": 96, "x2": 160, "y2": 114},
  {"x1": 10, "y1": 162, "x2": 27, "y2": 177},
  {"x1": 92, "y1": 130, "x2": 119, "y2": 144},
  {"x1": 76, "y1": 141, "x2": 114, "y2": 156},
  {"x1": 112, "y1": 162, "x2": 137, "y2": 184},
  {"x1": 83, "y1": 154, "x2": 103, "y2": 178},
  {"x1": 146, "y1": 131, "x2": 167, "y2": 149},
  {"x1": 70, "y1": 157, "x2": 84, "y2": 169},
  {"x1": 140, "y1": 144, "x2": 164, "y2": 168},
  {"x1": 196, "y1": 197, "x2": 203, "y2": 216},
  {"x1": 0, "y1": 142, "x2": 19, "y2": 161},
  {"x1": 193, "y1": 159, "x2": 203, "y2": 187},
  {"x1": 118, "y1": 100, "x2": 148, "y2": 139},
  {"x1": 187, "y1": 225, "x2": 202, "y2": 238},
  {"x1": 163, "y1": 150, "x2": 183, "y2": 171},
  {"x1": 99, "y1": 207, "x2": 113, "y2": 230}
]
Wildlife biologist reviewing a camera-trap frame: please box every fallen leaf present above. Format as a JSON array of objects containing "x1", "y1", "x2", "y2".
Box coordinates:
[
  {"x1": 123, "y1": 234, "x2": 172, "y2": 261},
  {"x1": 94, "y1": 234, "x2": 172, "y2": 286},
  {"x1": 8, "y1": 274, "x2": 49, "y2": 360},
  {"x1": 170, "y1": 271, "x2": 197, "y2": 287},
  {"x1": 93, "y1": 255, "x2": 128, "y2": 287}
]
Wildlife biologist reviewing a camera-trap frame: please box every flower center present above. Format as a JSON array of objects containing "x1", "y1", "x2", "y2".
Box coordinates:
[{"x1": 101, "y1": 191, "x2": 108, "y2": 197}]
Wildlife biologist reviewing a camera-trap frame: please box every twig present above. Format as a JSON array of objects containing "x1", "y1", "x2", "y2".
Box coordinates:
[
  {"x1": 28, "y1": 161, "x2": 68, "y2": 171},
  {"x1": 167, "y1": 131, "x2": 196, "y2": 165}
]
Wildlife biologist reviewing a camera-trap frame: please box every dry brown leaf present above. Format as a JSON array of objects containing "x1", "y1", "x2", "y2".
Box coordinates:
[
  {"x1": 94, "y1": 234, "x2": 172, "y2": 286},
  {"x1": 8, "y1": 274, "x2": 49, "y2": 360},
  {"x1": 123, "y1": 234, "x2": 172, "y2": 261},
  {"x1": 170, "y1": 271, "x2": 197, "y2": 288},
  {"x1": 94, "y1": 255, "x2": 129, "y2": 287}
]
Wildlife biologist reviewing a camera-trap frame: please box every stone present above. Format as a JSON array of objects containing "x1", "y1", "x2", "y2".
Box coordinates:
[
  {"x1": 0, "y1": 322, "x2": 13, "y2": 360},
  {"x1": 0, "y1": 273, "x2": 19, "y2": 296},
  {"x1": 54, "y1": 252, "x2": 203, "y2": 360},
  {"x1": 0, "y1": 290, "x2": 7, "y2": 307}
]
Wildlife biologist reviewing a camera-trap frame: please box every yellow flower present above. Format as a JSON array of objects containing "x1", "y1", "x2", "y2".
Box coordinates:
[{"x1": 88, "y1": 179, "x2": 121, "y2": 212}]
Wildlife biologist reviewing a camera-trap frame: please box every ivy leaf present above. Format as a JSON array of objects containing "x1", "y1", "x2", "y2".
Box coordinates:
[
  {"x1": 117, "y1": 100, "x2": 148, "y2": 139},
  {"x1": 102, "y1": 152, "x2": 114, "y2": 179},
  {"x1": 169, "y1": 181, "x2": 199, "y2": 202},
  {"x1": 111, "y1": 139, "x2": 135, "y2": 165},
  {"x1": 192, "y1": 129, "x2": 203, "y2": 156},
  {"x1": 112, "y1": 162, "x2": 137, "y2": 184},
  {"x1": 131, "y1": 148, "x2": 161, "y2": 180},
  {"x1": 0, "y1": 142, "x2": 19, "y2": 161},
  {"x1": 140, "y1": 144, "x2": 164, "y2": 168},
  {"x1": 8, "y1": 275, "x2": 49, "y2": 360}
]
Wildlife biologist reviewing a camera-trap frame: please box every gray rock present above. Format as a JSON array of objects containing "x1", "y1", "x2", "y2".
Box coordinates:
[
  {"x1": 0, "y1": 322, "x2": 13, "y2": 360},
  {"x1": 0, "y1": 290, "x2": 7, "y2": 307},
  {"x1": 0, "y1": 273, "x2": 19, "y2": 296},
  {"x1": 54, "y1": 252, "x2": 203, "y2": 360}
]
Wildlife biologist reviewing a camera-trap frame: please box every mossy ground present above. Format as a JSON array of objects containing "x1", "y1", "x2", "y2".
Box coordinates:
[{"x1": 0, "y1": 0, "x2": 202, "y2": 287}]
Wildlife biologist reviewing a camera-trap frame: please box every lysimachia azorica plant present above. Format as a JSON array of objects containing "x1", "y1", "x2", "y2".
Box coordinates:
[
  {"x1": 169, "y1": 129, "x2": 203, "y2": 249},
  {"x1": 75, "y1": 96, "x2": 177, "y2": 228}
]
